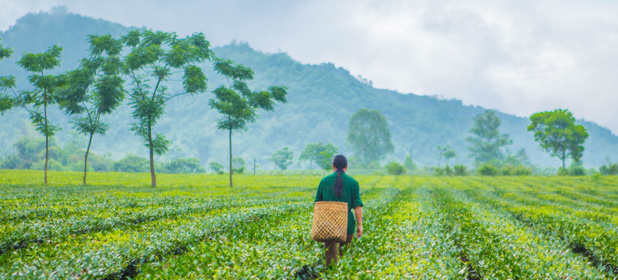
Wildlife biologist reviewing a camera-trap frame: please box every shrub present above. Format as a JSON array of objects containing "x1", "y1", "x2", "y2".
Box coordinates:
[
  {"x1": 568, "y1": 165, "x2": 586, "y2": 176},
  {"x1": 513, "y1": 166, "x2": 532, "y2": 176},
  {"x1": 433, "y1": 167, "x2": 445, "y2": 176},
  {"x1": 161, "y1": 158, "x2": 206, "y2": 174},
  {"x1": 600, "y1": 161, "x2": 618, "y2": 175},
  {"x1": 0, "y1": 154, "x2": 29, "y2": 169},
  {"x1": 444, "y1": 164, "x2": 453, "y2": 176},
  {"x1": 501, "y1": 165, "x2": 533, "y2": 176},
  {"x1": 454, "y1": 164, "x2": 467, "y2": 176},
  {"x1": 501, "y1": 166, "x2": 512, "y2": 176},
  {"x1": 209, "y1": 161, "x2": 225, "y2": 174},
  {"x1": 88, "y1": 153, "x2": 113, "y2": 172},
  {"x1": 385, "y1": 161, "x2": 405, "y2": 176},
  {"x1": 559, "y1": 162, "x2": 586, "y2": 176},
  {"x1": 112, "y1": 154, "x2": 149, "y2": 173},
  {"x1": 477, "y1": 164, "x2": 498, "y2": 176}
]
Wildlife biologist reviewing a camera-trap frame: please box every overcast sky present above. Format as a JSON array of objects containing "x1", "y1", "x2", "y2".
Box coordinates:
[{"x1": 2, "y1": 0, "x2": 618, "y2": 134}]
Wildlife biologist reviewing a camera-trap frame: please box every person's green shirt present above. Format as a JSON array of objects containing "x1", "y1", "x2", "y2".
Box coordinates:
[{"x1": 314, "y1": 172, "x2": 363, "y2": 235}]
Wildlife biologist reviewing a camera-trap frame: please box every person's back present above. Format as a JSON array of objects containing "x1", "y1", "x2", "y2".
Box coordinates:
[{"x1": 314, "y1": 155, "x2": 363, "y2": 266}]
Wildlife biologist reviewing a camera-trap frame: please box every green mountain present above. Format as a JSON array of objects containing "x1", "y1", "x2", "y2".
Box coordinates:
[{"x1": 1, "y1": 10, "x2": 617, "y2": 169}]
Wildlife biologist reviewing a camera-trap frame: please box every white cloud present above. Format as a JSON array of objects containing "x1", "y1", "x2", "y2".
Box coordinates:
[{"x1": 2, "y1": 0, "x2": 618, "y2": 133}]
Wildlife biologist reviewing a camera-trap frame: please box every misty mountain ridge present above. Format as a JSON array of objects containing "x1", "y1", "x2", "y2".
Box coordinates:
[{"x1": 1, "y1": 9, "x2": 617, "y2": 169}]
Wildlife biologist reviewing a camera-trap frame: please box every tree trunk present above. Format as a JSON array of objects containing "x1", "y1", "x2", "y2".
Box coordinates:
[
  {"x1": 83, "y1": 132, "x2": 94, "y2": 185},
  {"x1": 45, "y1": 133, "x2": 48, "y2": 185},
  {"x1": 44, "y1": 93, "x2": 48, "y2": 185},
  {"x1": 148, "y1": 120, "x2": 156, "y2": 187},
  {"x1": 562, "y1": 148, "x2": 566, "y2": 170},
  {"x1": 229, "y1": 128, "x2": 233, "y2": 187}
]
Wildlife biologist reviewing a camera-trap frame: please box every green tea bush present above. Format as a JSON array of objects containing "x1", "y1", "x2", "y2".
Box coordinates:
[{"x1": 1, "y1": 172, "x2": 617, "y2": 278}]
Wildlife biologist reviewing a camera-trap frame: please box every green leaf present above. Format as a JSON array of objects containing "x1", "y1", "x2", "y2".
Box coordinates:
[
  {"x1": 268, "y1": 86, "x2": 287, "y2": 103},
  {"x1": 88, "y1": 34, "x2": 123, "y2": 56},
  {"x1": 0, "y1": 39, "x2": 13, "y2": 60},
  {"x1": 0, "y1": 76, "x2": 16, "y2": 90},
  {"x1": 17, "y1": 45, "x2": 63, "y2": 73},
  {"x1": 183, "y1": 65, "x2": 206, "y2": 94},
  {"x1": 151, "y1": 133, "x2": 171, "y2": 155},
  {"x1": 95, "y1": 75, "x2": 125, "y2": 114},
  {"x1": 0, "y1": 95, "x2": 14, "y2": 114},
  {"x1": 121, "y1": 30, "x2": 141, "y2": 47},
  {"x1": 250, "y1": 91, "x2": 274, "y2": 111},
  {"x1": 214, "y1": 59, "x2": 254, "y2": 81}
]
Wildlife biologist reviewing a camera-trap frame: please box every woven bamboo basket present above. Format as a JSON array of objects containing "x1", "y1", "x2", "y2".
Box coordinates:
[{"x1": 311, "y1": 201, "x2": 348, "y2": 243}]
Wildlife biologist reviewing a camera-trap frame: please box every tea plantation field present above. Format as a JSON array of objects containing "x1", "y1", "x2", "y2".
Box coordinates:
[{"x1": 1, "y1": 170, "x2": 617, "y2": 279}]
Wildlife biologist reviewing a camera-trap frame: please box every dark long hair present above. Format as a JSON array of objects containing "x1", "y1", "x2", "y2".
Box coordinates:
[{"x1": 333, "y1": 155, "x2": 348, "y2": 197}]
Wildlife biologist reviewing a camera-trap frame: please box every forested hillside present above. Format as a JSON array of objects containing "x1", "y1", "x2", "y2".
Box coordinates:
[{"x1": 1, "y1": 9, "x2": 617, "y2": 169}]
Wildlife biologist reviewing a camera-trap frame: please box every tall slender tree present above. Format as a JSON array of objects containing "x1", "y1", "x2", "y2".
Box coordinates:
[
  {"x1": 210, "y1": 58, "x2": 287, "y2": 187},
  {"x1": 121, "y1": 30, "x2": 212, "y2": 187},
  {"x1": 466, "y1": 109, "x2": 511, "y2": 164},
  {"x1": 58, "y1": 34, "x2": 125, "y2": 184},
  {"x1": 16, "y1": 45, "x2": 64, "y2": 184}
]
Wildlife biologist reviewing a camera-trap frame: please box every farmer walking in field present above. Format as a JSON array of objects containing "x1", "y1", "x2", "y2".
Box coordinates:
[{"x1": 314, "y1": 155, "x2": 363, "y2": 266}]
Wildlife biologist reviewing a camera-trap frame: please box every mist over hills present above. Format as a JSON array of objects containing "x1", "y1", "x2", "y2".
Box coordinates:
[{"x1": 1, "y1": 10, "x2": 617, "y2": 169}]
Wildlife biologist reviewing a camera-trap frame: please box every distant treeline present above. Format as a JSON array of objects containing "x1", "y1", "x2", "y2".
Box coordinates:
[
  {"x1": 2, "y1": 135, "x2": 616, "y2": 176},
  {"x1": 0, "y1": 137, "x2": 205, "y2": 174}
]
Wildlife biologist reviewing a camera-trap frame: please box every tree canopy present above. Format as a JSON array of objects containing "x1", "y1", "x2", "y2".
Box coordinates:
[
  {"x1": 270, "y1": 146, "x2": 294, "y2": 170},
  {"x1": 527, "y1": 109, "x2": 588, "y2": 170},
  {"x1": 347, "y1": 108, "x2": 394, "y2": 165},
  {"x1": 466, "y1": 110, "x2": 512, "y2": 165},
  {"x1": 299, "y1": 143, "x2": 338, "y2": 170},
  {"x1": 0, "y1": 39, "x2": 16, "y2": 114}
]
